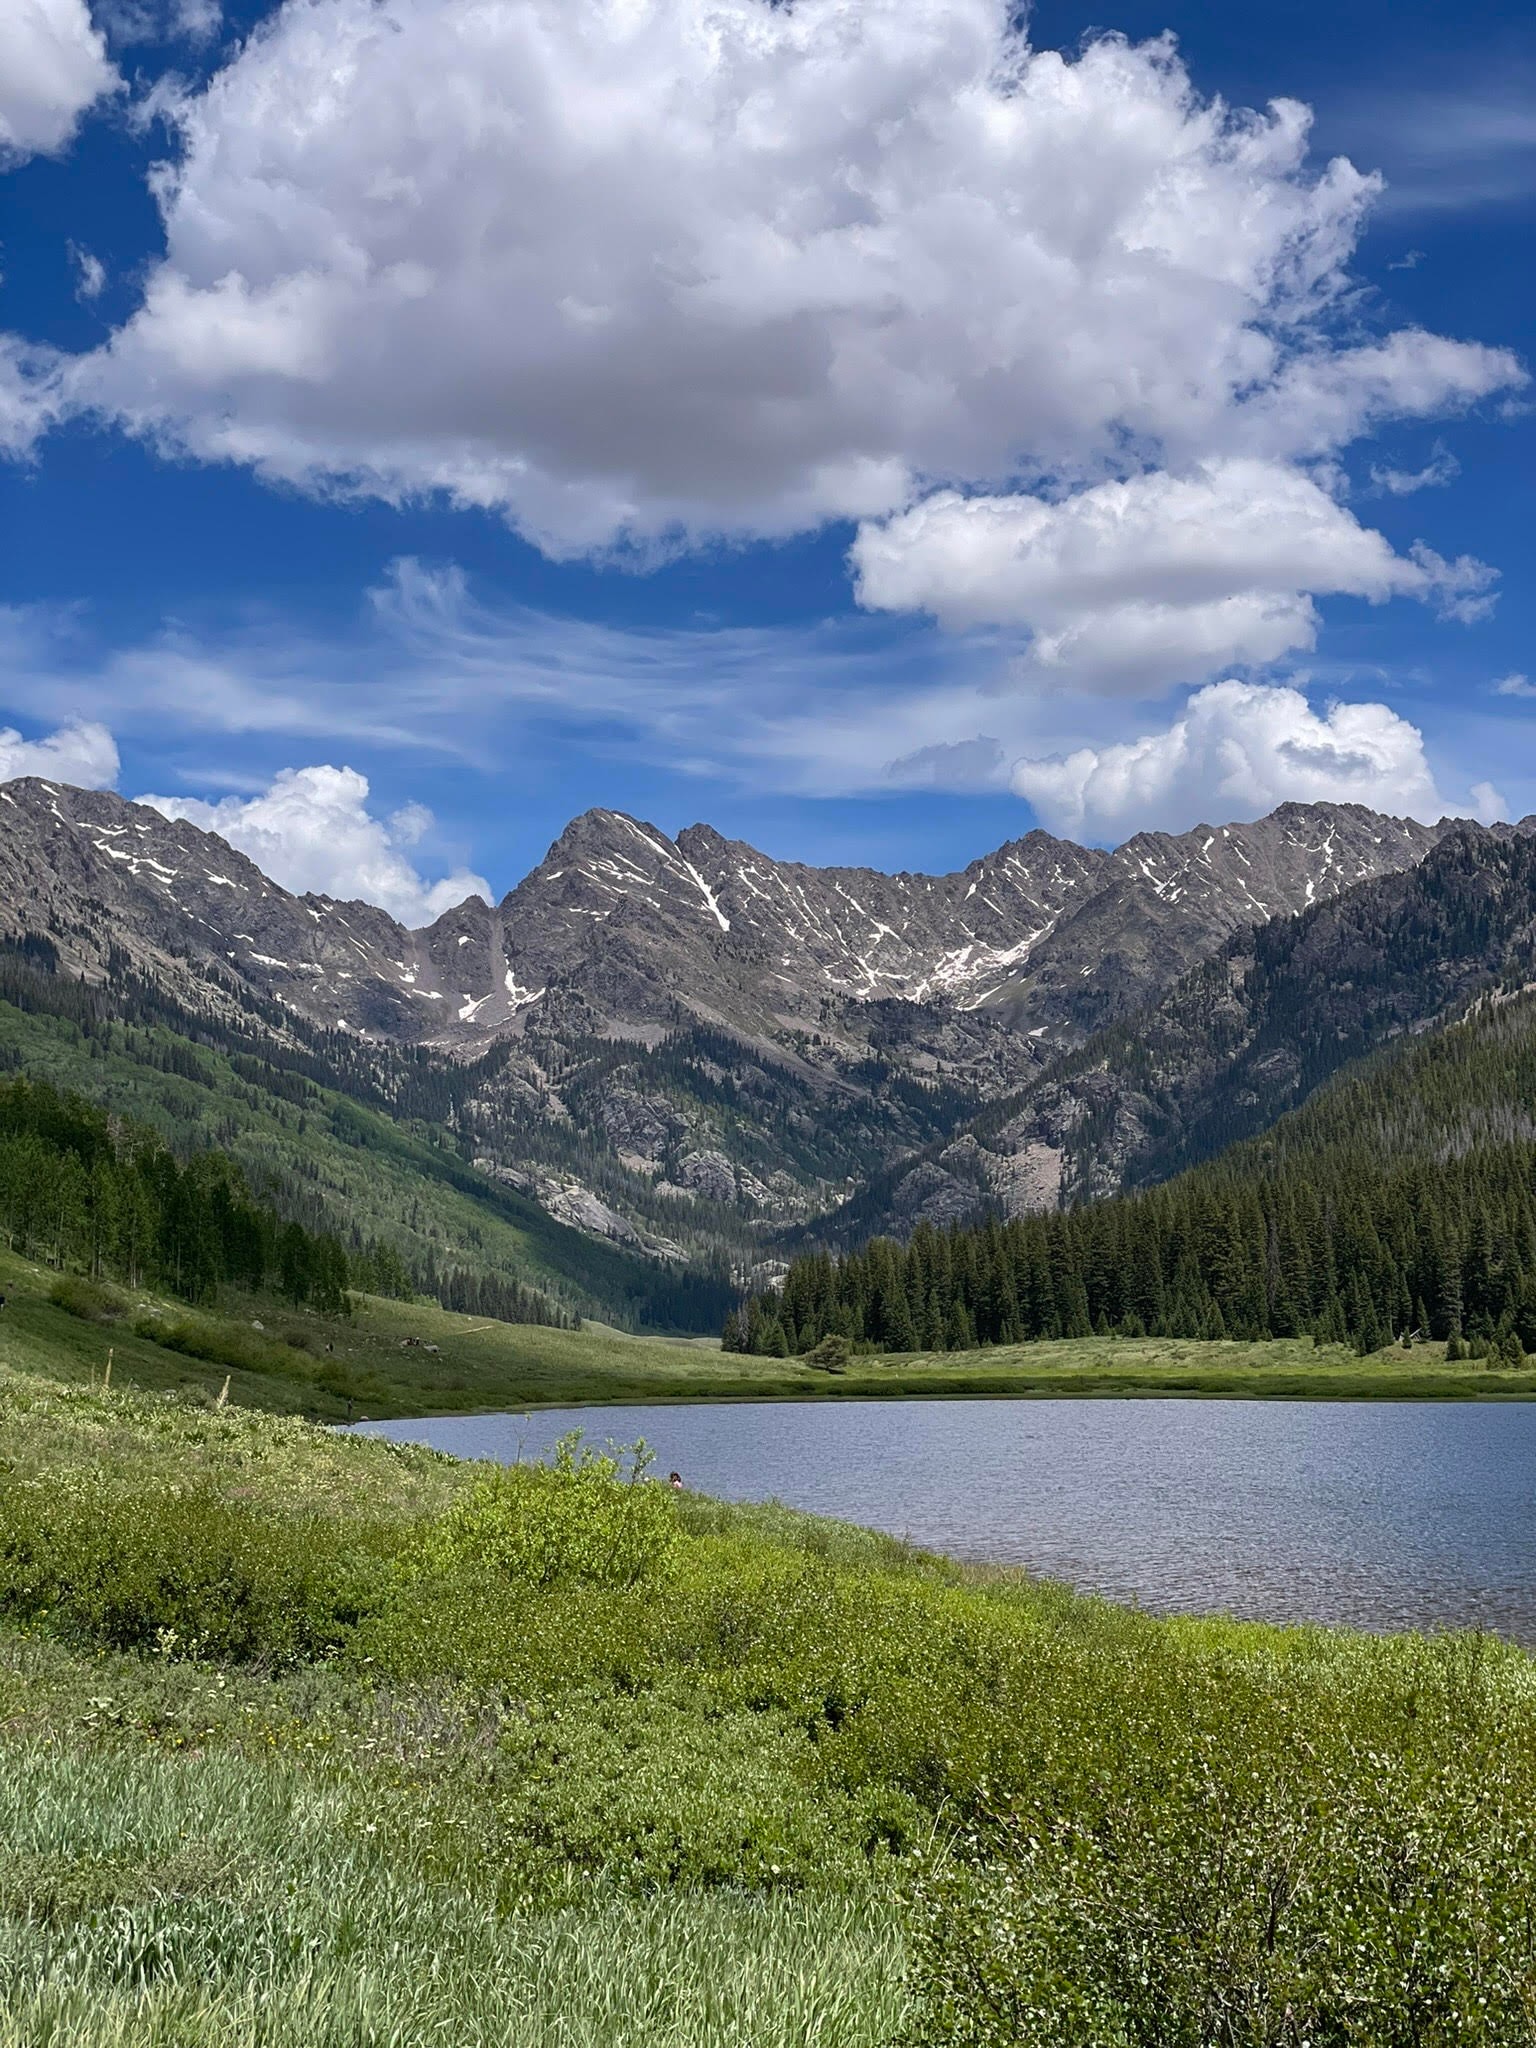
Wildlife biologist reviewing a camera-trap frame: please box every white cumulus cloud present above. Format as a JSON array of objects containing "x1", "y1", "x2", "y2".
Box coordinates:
[
  {"x1": 139, "y1": 764, "x2": 491, "y2": 926},
  {"x1": 0, "y1": 718, "x2": 120, "y2": 787},
  {"x1": 1010, "y1": 679, "x2": 1445, "y2": 836},
  {"x1": 7, "y1": 0, "x2": 1515, "y2": 550},
  {"x1": 851, "y1": 459, "x2": 1496, "y2": 692},
  {"x1": 0, "y1": 0, "x2": 118, "y2": 162}
]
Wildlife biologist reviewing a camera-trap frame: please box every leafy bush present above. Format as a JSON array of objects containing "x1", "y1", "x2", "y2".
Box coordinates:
[
  {"x1": 48, "y1": 1274, "x2": 127, "y2": 1323},
  {"x1": 414, "y1": 1433, "x2": 680, "y2": 1593},
  {"x1": 0, "y1": 1478, "x2": 393, "y2": 1664},
  {"x1": 487, "y1": 1689, "x2": 884, "y2": 1897},
  {"x1": 902, "y1": 1635, "x2": 1536, "y2": 2045}
]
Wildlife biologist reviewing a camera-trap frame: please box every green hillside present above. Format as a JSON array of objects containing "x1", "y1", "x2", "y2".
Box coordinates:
[
  {"x1": 747, "y1": 987, "x2": 1536, "y2": 1360},
  {"x1": 0, "y1": 967, "x2": 733, "y2": 1334},
  {"x1": 7, "y1": 1239, "x2": 1536, "y2": 1423}
]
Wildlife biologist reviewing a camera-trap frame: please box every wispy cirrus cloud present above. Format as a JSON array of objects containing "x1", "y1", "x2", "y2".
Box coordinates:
[
  {"x1": 1331, "y1": 78, "x2": 1536, "y2": 216},
  {"x1": 1368, "y1": 441, "x2": 1460, "y2": 496},
  {"x1": 0, "y1": 567, "x2": 1020, "y2": 795},
  {"x1": 0, "y1": 560, "x2": 1501, "y2": 837}
]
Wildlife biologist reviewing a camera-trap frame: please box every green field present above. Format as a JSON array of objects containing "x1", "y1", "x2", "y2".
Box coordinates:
[
  {"x1": 4, "y1": 1338, "x2": 1536, "y2": 2042},
  {"x1": 5, "y1": 1245, "x2": 1536, "y2": 1421}
]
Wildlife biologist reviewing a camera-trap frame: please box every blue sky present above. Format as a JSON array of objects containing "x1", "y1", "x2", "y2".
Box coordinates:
[{"x1": 1, "y1": 0, "x2": 1532, "y2": 920}]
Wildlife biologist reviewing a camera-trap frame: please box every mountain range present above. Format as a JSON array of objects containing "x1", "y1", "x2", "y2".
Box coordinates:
[{"x1": 0, "y1": 774, "x2": 1516, "y2": 1322}]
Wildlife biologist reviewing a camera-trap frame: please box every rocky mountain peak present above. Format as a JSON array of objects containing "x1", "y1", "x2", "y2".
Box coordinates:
[
  {"x1": 0, "y1": 773, "x2": 1491, "y2": 1269},
  {"x1": 0, "y1": 779, "x2": 1463, "y2": 1059}
]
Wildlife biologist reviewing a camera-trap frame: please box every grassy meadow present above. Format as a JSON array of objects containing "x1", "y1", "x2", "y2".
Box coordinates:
[
  {"x1": 5, "y1": 1243, "x2": 1536, "y2": 1421},
  {"x1": 4, "y1": 1354, "x2": 1536, "y2": 2042}
]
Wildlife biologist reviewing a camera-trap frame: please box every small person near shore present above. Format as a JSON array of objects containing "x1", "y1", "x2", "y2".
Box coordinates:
[{"x1": 668, "y1": 1471, "x2": 683, "y2": 1491}]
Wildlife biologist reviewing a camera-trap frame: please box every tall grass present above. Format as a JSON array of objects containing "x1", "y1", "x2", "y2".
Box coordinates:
[{"x1": 0, "y1": 1744, "x2": 904, "y2": 2047}]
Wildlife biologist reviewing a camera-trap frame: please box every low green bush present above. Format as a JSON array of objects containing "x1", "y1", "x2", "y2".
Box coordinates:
[
  {"x1": 130, "y1": 1311, "x2": 362, "y2": 1394},
  {"x1": 0, "y1": 1477, "x2": 393, "y2": 1664},
  {"x1": 47, "y1": 1274, "x2": 127, "y2": 1323},
  {"x1": 903, "y1": 1634, "x2": 1536, "y2": 2044},
  {"x1": 413, "y1": 1432, "x2": 680, "y2": 1592},
  {"x1": 485, "y1": 1688, "x2": 897, "y2": 1897}
]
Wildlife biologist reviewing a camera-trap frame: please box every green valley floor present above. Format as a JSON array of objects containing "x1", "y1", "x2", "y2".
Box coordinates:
[{"x1": 3, "y1": 1245, "x2": 1535, "y2": 1419}]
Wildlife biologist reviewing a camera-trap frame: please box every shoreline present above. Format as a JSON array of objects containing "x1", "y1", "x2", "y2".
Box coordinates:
[
  {"x1": 7, "y1": 1246, "x2": 1533, "y2": 1422},
  {"x1": 338, "y1": 1366, "x2": 1536, "y2": 1421}
]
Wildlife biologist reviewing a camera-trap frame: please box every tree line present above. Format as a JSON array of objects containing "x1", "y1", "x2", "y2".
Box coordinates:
[
  {"x1": 0, "y1": 936, "x2": 725, "y2": 1333},
  {"x1": 727, "y1": 1130, "x2": 1536, "y2": 1362}
]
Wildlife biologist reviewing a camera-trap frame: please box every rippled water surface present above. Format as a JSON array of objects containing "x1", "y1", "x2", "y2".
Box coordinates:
[{"x1": 356, "y1": 1399, "x2": 1536, "y2": 1637}]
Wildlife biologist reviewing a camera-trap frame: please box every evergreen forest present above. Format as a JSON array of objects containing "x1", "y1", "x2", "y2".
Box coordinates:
[
  {"x1": 0, "y1": 1074, "x2": 574, "y2": 1328},
  {"x1": 730, "y1": 991, "x2": 1536, "y2": 1362}
]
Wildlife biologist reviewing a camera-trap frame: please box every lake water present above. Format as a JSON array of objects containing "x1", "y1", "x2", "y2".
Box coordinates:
[{"x1": 354, "y1": 1398, "x2": 1536, "y2": 1639}]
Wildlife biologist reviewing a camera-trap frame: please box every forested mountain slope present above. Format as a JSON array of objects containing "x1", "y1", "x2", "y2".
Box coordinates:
[
  {"x1": 819, "y1": 819, "x2": 1536, "y2": 1244},
  {"x1": 0, "y1": 940, "x2": 733, "y2": 1332},
  {"x1": 742, "y1": 982, "x2": 1536, "y2": 1359},
  {"x1": 0, "y1": 779, "x2": 1456, "y2": 1271}
]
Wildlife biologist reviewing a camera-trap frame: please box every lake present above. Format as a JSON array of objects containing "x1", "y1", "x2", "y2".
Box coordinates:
[{"x1": 354, "y1": 1397, "x2": 1536, "y2": 1639}]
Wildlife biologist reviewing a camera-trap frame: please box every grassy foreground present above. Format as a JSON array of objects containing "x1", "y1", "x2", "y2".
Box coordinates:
[
  {"x1": 5, "y1": 1350, "x2": 1536, "y2": 2041},
  {"x1": 5, "y1": 1244, "x2": 1536, "y2": 1421}
]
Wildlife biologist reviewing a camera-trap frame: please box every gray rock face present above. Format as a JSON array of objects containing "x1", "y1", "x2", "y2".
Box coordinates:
[
  {"x1": 490, "y1": 801, "x2": 1451, "y2": 1047},
  {"x1": 0, "y1": 778, "x2": 1451, "y2": 1056},
  {"x1": 984, "y1": 803, "x2": 1450, "y2": 1040},
  {"x1": 491, "y1": 808, "x2": 1112, "y2": 1038},
  {"x1": 0, "y1": 774, "x2": 1466, "y2": 1256}
]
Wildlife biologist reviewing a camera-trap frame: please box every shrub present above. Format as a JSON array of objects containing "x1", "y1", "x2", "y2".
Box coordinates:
[
  {"x1": 903, "y1": 1638, "x2": 1536, "y2": 2046},
  {"x1": 414, "y1": 1434, "x2": 680, "y2": 1593},
  {"x1": 806, "y1": 1334, "x2": 852, "y2": 1372},
  {"x1": 48, "y1": 1274, "x2": 127, "y2": 1323},
  {"x1": 0, "y1": 1478, "x2": 393, "y2": 1664},
  {"x1": 132, "y1": 1313, "x2": 334, "y2": 1389},
  {"x1": 486, "y1": 1689, "x2": 881, "y2": 1897}
]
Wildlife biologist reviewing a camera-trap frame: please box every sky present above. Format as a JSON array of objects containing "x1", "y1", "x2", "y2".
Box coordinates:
[{"x1": 1, "y1": 0, "x2": 1532, "y2": 923}]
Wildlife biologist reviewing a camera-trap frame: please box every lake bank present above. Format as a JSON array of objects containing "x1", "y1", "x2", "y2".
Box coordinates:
[
  {"x1": 6, "y1": 1357, "x2": 1536, "y2": 2042},
  {"x1": 359, "y1": 1394, "x2": 1536, "y2": 1640}
]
